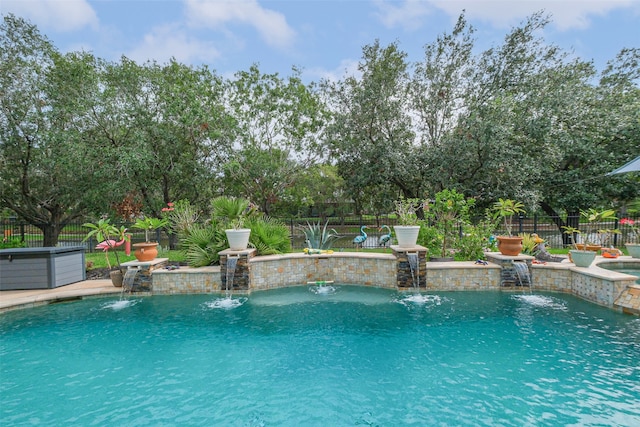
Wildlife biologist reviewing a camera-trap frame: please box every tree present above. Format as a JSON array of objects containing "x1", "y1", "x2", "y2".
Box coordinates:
[
  {"x1": 224, "y1": 65, "x2": 327, "y2": 214},
  {"x1": 87, "y1": 58, "x2": 234, "y2": 218},
  {"x1": 0, "y1": 15, "x2": 105, "y2": 245},
  {"x1": 321, "y1": 40, "x2": 418, "y2": 212}
]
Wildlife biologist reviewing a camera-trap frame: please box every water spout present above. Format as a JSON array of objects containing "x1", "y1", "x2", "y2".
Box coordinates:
[
  {"x1": 513, "y1": 262, "x2": 530, "y2": 289},
  {"x1": 122, "y1": 267, "x2": 139, "y2": 296},
  {"x1": 225, "y1": 255, "x2": 239, "y2": 296},
  {"x1": 407, "y1": 252, "x2": 419, "y2": 289}
]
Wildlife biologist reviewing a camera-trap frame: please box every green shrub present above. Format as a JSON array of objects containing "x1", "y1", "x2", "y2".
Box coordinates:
[
  {"x1": 0, "y1": 237, "x2": 27, "y2": 249},
  {"x1": 455, "y1": 219, "x2": 496, "y2": 261}
]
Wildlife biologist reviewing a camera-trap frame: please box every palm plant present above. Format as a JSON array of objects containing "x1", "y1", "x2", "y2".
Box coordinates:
[
  {"x1": 247, "y1": 216, "x2": 291, "y2": 255},
  {"x1": 180, "y1": 224, "x2": 227, "y2": 267},
  {"x1": 211, "y1": 196, "x2": 255, "y2": 229}
]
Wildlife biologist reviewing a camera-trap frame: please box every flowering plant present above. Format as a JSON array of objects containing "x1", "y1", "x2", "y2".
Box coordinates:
[{"x1": 620, "y1": 218, "x2": 639, "y2": 243}]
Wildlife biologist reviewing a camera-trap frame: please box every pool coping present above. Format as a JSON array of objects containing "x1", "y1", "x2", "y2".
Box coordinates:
[{"x1": 0, "y1": 280, "x2": 120, "y2": 312}]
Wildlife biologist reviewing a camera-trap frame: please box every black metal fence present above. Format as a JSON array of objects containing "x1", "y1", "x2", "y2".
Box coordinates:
[{"x1": 1, "y1": 214, "x2": 638, "y2": 251}]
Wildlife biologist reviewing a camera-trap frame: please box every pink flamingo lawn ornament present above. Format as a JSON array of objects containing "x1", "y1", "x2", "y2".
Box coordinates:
[{"x1": 95, "y1": 229, "x2": 127, "y2": 269}]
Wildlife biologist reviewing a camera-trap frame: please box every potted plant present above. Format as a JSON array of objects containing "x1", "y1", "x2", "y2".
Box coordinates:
[
  {"x1": 620, "y1": 217, "x2": 640, "y2": 258},
  {"x1": 393, "y1": 197, "x2": 422, "y2": 248},
  {"x1": 492, "y1": 198, "x2": 526, "y2": 256},
  {"x1": 132, "y1": 216, "x2": 169, "y2": 262},
  {"x1": 82, "y1": 219, "x2": 129, "y2": 286},
  {"x1": 425, "y1": 189, "x2": 474, "y2": 261},
  {"x1": 212, "y1": 196, "x2": 256, "y2": 251},
  {"x1": 562, "y1": 208, "x2": 617, "y2": 267}
]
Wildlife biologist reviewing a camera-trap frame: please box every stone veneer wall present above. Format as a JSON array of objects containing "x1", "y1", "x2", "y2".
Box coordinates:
[
  {"x1": 392, "y1": 246, "x2": 427, "y2": 289},
  {"x1": 250, "y1": 252, "x2": 397, "y2": 290},
  {"x1": 220, "y1": 249, "x2": 255, "y2": 291},
  {"x1": 530, "y1": 259, "x2": 638, "y2": 310},
  {"x1": 153, "y1": 266, "x2": 221, "y2": 294},
  {"x1": 148, "y1": 252, "x2": 640, "y2": 315},
  {"x1": 424, "y1": 261, "x2": 502, "y2": 290}
]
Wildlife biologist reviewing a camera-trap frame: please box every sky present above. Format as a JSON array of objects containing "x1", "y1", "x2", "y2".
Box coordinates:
[{"x1": 2, "y1": 0, "x2": 639, "y2": 82}]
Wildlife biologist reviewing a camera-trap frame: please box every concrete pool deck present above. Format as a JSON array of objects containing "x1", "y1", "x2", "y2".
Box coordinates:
[{"x1": 0, "y1": 279, "x2": 120, "y2": 312}]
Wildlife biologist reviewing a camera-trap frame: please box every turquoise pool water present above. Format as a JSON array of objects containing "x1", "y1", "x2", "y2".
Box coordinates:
[{"x1": 2, "y1": 286, "x2": 640, "y2": 426}]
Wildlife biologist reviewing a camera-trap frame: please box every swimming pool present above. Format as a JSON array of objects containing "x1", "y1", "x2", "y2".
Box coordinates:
[
  {"x1": 1, "y1": 286, "x2": 639, "y2": 425},
  {"x1": 600, "y1": 261, "x2": 640, "y2": 284}
]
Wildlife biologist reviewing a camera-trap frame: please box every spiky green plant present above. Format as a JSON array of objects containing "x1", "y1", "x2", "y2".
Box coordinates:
[
  {"x1": 300, "y1": 220, "x2": 341, "y2": 250},
  {"x1": 167, "y1": 199, "x2": 200, "y2": 239},
  {"x1": 519, "y1": 233, "x2": 538, "y2": 255}
]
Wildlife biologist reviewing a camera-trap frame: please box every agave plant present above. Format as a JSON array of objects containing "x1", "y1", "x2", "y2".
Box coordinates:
[{"x1": 301, "y1": 220, "x2": 341, "y2": 250}]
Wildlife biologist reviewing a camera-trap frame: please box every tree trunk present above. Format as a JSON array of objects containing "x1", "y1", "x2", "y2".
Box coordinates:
[
  {"x1": 39, "y1": 222, "x2": 61, "y2": 247},
  {"x1": 540, "y1": 202, "x2": 580, "y2": 247}
]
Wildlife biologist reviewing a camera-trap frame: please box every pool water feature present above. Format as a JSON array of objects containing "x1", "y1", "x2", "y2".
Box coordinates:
[
  {"x1": 513, "y1": 261, "x2": 531, "y2": 287},
  {"x1": 211, "y1": 254, "x2": 247, "y2": 309},
  {"x1": 2, "y1": 286, "x2": 639, "y2": 425}
]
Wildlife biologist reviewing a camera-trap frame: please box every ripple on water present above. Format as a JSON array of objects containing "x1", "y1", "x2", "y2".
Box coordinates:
[
  {"x1": 395, "y1": 293, "x2": 443, "y2": 307},
  {"x1": 203, "y1": 297, "x2": 247, "y2": 310},
  {"x1": 308, "y1": 285, "x2": 337, "y2": 295},
  {"x1": 513, "y1": 294, "x2": 567, "y2": 310},
  {"x1": 99, "y1": 299, "x2": 140, "y2": 311}
]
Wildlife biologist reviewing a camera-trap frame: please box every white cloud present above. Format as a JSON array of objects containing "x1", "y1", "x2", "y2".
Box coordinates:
[
  {"x1": 126, "y1": 23, "x2": 220, "y2": 64},
  {"x1": 2, "y1": 0, "x2": 98, "y2": 32},
  {"x1": 185, "y1": 0, "x2": 295, "y2": 49},
  {"x1": 428, "y1": 0, "x2": 636, "y2": 31},
  {"x1": 307, "y1": 58, "x2": 361, "y2": 83},
  {"x1": 373, "y1": 0, "x2": 433, "y2": 30}
]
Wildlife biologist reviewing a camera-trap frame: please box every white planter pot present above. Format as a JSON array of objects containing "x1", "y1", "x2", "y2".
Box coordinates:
[
  {"x1": 569, "y1": 249, "x2": 596, "y2": 268},
  {"x1": 225, "y1": 229, "x2": 251, "y2": 251},
  {"x1": 626, "y1": 244, "x2": 640, "y2": 259},
  {"x1": 394, "y1": 225, "x2": 420, "y2": 248}
]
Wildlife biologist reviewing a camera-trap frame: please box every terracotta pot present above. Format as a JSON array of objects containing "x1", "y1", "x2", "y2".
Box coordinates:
[
  {"x1": 496, "y1": 235, "x2": 523, "y2": 256},
  {"x1": 132, "y1": 242, "x2": 158, "y2": 262},
  {"x1": 575, "y1": 244, "x2": 601, "y2": 252}
]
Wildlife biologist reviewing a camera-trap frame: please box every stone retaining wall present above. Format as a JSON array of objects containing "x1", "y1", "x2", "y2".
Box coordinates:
[
  {"x1": 250, "y1": 252, "x2": 397, "y2": 290},
  {"x1": 153, "y1": 266, "x2": 221, "y2": 294},
  {"x1": 148, "y1": 252, "x2": 640, "y2": 316}
]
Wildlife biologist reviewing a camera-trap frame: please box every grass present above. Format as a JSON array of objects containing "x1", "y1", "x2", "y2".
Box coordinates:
[{"x1": 85, "y1": 249, "x2": 185, "y2": 269}]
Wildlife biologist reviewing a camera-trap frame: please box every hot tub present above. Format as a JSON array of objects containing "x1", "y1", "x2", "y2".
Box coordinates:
[{"x1": 0, "y1": 246, "x2": 86, "y2": 290}]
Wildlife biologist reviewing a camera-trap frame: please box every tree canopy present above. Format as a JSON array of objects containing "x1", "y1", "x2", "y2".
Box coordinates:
[{"x1": 1, "y1": 12, "x2": 638, "y2": 246}]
